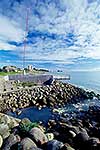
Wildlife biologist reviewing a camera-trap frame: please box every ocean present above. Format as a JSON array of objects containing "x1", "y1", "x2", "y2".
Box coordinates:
[{"x1": 52, "y1": 71, "x2": 100, "y2": 93}]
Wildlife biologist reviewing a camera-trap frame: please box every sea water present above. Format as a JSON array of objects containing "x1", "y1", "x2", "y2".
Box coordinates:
[{"x1": 56, "y1": 71, "x2": 100, "y2": 93}]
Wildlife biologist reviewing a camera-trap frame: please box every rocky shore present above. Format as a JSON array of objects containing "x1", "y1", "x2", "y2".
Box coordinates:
[
  {"x1": 1, "y1": 109, "x2": 100, "y2": 150},
  {"x1": 0, "y1": 81, "x2": 99, "y2": 113},
  {"x1": 0, "y1": 81, "x2": 100, "y2": 149}
]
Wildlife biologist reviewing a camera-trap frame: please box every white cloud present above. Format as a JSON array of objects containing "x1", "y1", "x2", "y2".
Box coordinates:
[
  {"x1": 0, "y1": 40, "x2": 16, "y2": 50},
  {"x1": 0, "y1": 15, "x2": 24, "y2": 42},
  {"x1": 0, "y1": 0, "x2": 100, "y2": 70}
]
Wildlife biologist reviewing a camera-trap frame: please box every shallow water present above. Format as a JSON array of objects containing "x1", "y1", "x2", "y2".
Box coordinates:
[
  {"x1": 7, "y1": 106, "x2": 53, "y2": 122},
  {"x1": 7, "y1": 97, "x2": 100, "y2": 122}
]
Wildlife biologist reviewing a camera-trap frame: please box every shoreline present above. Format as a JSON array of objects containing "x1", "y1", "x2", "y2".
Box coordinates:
[{"x1": 0, "y1": 81, "x2": 100, "y2": 149}]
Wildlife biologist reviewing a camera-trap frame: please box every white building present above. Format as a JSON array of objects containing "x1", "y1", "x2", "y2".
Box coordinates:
[{"x1": 28, "y1": 65, "x2": 33, "y2": 71}]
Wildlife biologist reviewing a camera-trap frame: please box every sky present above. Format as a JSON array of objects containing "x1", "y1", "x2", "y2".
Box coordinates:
[{"x1": 0, "y1": 0, "x2": 100, "y2": 71}]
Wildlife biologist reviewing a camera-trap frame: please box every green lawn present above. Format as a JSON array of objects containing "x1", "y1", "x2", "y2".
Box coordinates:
[
  {"x1": 0, "y1": 70, "x2": 46, "y2": 76},
  {"x1": 0, "y1": 71, "x2": 22, "y2": 76}
]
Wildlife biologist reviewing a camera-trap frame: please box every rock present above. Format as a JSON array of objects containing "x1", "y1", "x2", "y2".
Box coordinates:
[
  {"x1": 73, "y1": 131, "x2": 89, "y2": 149},
  {"x1": 0, "y1": 135, "x2": 3, "y2": 148},
  {"x1": 20, "y1": 137, "x2": 37, "y2": 150},
  {"x1": 0, "y1": 123, "x2": 10, "y2": 139},
  {"x1": 8, "y1": 118, "x2": 20, "y2": 129},
  {"x1": 12, "y1": 107, "x2": 16, "y2": 112},
  {"x1": 30, "y1": 147, "x2": 43, "y2": 150},
  {"x1": 2, "y1": 134, "x2": 20, "y2": 150},
  {"x1": 44, "y1": 140, "x2": 64, "y2": 150},
  {"x1": 0, "y1": 113, "x2": 21, "y2": 128},
  {"x1": 86, "y1": 137, "x2": 100, "y2": 147},
  {"x1": 16, "y1": 110, "x2": 22, "y2": 115},
  {"x1": 29, "y1": 127, "x2": 48, "y2": 145},
  {"x1": 0, "y1": 115, "x2": 10, "y2": 124},
  {"x1": 69, "y1": 130, "x2": 76, "y2": 138},
  {"x1": 63, "y1": 143, "x2": 75, "y2": 150},
  {"x1": 46, "y1": 133, "x2": 54, "y2": 141},
  {"x1": 21, "y1": 118, "x2": 32, "y2": 125}
]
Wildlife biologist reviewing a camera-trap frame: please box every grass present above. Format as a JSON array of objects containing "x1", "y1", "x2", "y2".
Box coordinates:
[
  {"x1": 0, "y1": 69, "x2": 46, "y2": 76},
  {"x1": 15, "y1": 81, "x2": 37, "y2": 88},
  {"x1": 0, "y1": 71, "x2": 22, "y2": 76}
]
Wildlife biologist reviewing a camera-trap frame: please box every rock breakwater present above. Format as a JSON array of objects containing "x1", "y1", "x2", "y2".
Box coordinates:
[{"x1": 0, "y1": 81, "x2": 99, "y2": 113}]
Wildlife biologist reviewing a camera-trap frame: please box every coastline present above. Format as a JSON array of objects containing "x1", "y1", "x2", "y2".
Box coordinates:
[
  {"x1": 0, "y1": 80, "x2": 98, "y2": 113},
  {"x1": 0, "y1": 81, "x2": 100, "y2": 149}
]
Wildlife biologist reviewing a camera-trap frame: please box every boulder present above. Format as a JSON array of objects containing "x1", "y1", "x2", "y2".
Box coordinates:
[
  {"x1": 29, "y1": 127, "x2": 48, "y2": 145},
  {"x1": 0, "y1": 115, "x2": 10, "y2": 124},
  {"x1": 73, "y1": 130, "x2": 89, "y2": 149},
  {"x1": 21, "y1": 118, "x2": 32, "y2": 125},
  {"x1": 44, "y1": 140, "x2": 64, "y2": 150},
  {"x1": 0, "y1": 123, "x2": 10, "y2": 139},
  {"x1": 0, "y1": 135, "x2": 3, "y2": 148},
  {"x1": 20, "y1": 137, "x2": 37, "y2": 150},
  {"x1": 86, "y1": 137, "x2": 100, "y2": 148},
  {"x1": 2, "y1": 134, "x2": 20, "y2": 150},
  {"x1": 0, "y1": 113, "x2": 21, "y2": 128},
  {"x1": 63, "y1": 143, "x2": 75, "y2": 150}
]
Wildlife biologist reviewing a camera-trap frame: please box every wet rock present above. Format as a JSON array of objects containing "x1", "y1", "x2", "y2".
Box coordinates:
[
  {"x1": 29, "y1": 127, "x2": 48, "y2": 145},
  {"x1": 16, "y1": 110, "x2": 22, "y2": 115},
  {"x1": 2, "y1": 134, "x2": 20, "y2": 150},
  {"x1": 86, "y1": 137, "x2": 100, "y2": 148},
  {"x1": 69, "y1": 130, "x2": 76, "y2": 138},
  {"x1": 68, "y1": 126, "x2": 80, "y2": 135},
  {"x1": 43, "y1": 140, "x2": 64, "y2": 150},
  {"x1": 20, "y1": 137, "x2": 37, "y2": 150},
  {"x1": 0, "y1": 135, "x2": 3, "y2": 148},
  {"x1": 73, "y1": 130, "x2": 89, "y2": 149}
]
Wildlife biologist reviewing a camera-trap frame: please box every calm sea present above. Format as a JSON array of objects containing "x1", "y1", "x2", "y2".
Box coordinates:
[{"x1": 51, "y1": 71, "x2": 100, "y2": 94}]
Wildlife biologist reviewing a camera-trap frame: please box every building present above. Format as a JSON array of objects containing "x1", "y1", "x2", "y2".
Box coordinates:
[{"x1": 28, "y1": 65, "x2": 33, "y2": 71}]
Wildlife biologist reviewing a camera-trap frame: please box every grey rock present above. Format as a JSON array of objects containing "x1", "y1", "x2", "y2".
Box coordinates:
[
  {"x1": 29, "y1": 127, "x2": 48, "y2": 145},
  {"x1": 87, "y1": 137, "x2": 100, "y2": 147},
  {"x1": 21, "y1": 118, "x2": 32, "y2": 125},
  {"x1": 20, "y1": 137, "x2": 37, "y2": 150},
  {"x1": 2, "y1": 134, "x2": 20, "y2": 150},
  {"x1": 44, "y1": 140, "x2": 64, "y2": 150},
  {"x1": 0, "y1": 123, "x2": 10, "y2": 139},
  {"x1": 30, "y1": 147, "x2": 43, "y2": 150},
  {"x1": 0, "y1": 135, "x2": 3, "y2": 148}
]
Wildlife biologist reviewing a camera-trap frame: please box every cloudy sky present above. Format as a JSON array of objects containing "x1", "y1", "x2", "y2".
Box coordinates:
[{"x1": 0, "y1": 0, "x2": 100, "y2": 71}]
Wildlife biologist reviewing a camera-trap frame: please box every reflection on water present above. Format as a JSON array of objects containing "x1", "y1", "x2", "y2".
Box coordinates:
[{"x1": 7, "y1": 106, "x2": 53, "y2": 122}]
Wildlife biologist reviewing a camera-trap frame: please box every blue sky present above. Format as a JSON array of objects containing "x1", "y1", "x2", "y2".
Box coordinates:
[{"x1": 0, "y1": 0, "x2": 100, "y2": 71}]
